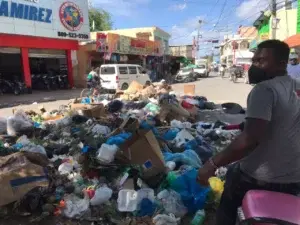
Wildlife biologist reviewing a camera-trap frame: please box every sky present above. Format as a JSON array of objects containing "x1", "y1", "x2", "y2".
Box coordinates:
[{"x1": 91, "y1": 0, "x2": 273, "y2": 56}]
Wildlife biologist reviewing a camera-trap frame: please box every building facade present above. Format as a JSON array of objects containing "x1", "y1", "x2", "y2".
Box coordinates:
[
  {"x1": 169, "y1": 45, "x2": 193, "y2": 59},
  {"x1": 0, "y1": 0, "x2": 90, "y2": 90},
  {"x1": 220, "y1": 27, "x2": 257, "y2": 66},
  {"x1": 250, "y1": 3, "x2": 298, "y2": 50},
  {"x1": 91, "y1": 27, "x2": 171, "y2": 55}
]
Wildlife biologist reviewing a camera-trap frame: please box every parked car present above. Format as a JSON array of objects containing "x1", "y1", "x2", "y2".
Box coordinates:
[
  {"x1": 99, "y1": 64, "x2": 151, "y2": 90},
  {"x1": 174, "y1": 68, "x2": 197, "y2": 83}
]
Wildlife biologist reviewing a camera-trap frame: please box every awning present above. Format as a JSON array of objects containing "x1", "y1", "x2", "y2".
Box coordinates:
[{"x1": 284, "y1": 34, "x2": 300, "y2": 48}]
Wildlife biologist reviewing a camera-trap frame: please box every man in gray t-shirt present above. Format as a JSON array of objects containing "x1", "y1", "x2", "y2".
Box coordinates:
[{"x1": 197, "y1": 40, "x2": 300, "y2": 225}]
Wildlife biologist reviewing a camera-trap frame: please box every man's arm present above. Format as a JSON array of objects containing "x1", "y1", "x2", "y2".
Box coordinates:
[
  {"x1": 213, "y1": 118, "x2": 269, "y2": 167},
  {"x1": 213, "y1": 84, "x2": 275, "y2": 167}
]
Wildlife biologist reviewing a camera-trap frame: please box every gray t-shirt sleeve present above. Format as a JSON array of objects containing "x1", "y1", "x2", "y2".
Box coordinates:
[{"x1": 246, "y1": 84, "x2": 274, "y2": 121}]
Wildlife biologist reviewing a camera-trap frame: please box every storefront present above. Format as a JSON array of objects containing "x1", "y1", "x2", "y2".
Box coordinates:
[
  {"x1": 0, "y1": 0, "x2": 90, "y2": 91},
  {"x1": 75, "y1": 32, "x2": 162, "y2": 87}
]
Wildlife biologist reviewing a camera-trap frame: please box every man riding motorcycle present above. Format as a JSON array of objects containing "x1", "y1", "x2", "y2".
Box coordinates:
[
  {"x1": 197, "y1": 40, "x2": 300, "y2": 225},
  {"x1": 87, "y1": 67, "x2": 105, "y2": 96}
]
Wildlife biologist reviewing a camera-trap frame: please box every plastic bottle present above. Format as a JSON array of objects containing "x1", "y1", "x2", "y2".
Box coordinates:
[{"x1": 190, "y1": 209, "x2": 206, "y2": 225}]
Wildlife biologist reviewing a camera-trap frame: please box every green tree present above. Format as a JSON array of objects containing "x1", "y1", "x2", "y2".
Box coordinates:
[{"x1": 89, "y1": 8, "x2": 113, "y2": 31}]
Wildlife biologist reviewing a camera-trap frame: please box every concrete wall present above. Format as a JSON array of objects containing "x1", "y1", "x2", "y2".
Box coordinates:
[
  {"x1": 74, "y1": 43, "x2": 96, "y2": 88},
  {"x1": 273, "y1": 8, "x2": 297, "y2": 41}
]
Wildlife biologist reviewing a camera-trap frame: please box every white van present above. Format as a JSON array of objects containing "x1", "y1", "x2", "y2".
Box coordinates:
[{"x1": 99, "y1": 64, "x2": 151, "y2": 90}]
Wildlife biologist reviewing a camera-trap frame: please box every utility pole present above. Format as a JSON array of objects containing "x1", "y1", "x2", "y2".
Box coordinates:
[
  {"x1": 270, "y1": 0, "x2": 277, "y2": 39},
  {"x1": 196, "y1": 20, "x2": 202, "y2": 59}
]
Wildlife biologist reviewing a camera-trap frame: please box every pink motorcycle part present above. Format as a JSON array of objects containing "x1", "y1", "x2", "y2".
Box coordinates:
[{"x1": 242, "y1": 190, "x2": 300, "y2": 225}]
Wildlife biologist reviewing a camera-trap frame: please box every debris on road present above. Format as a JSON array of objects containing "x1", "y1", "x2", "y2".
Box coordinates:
[{"x1": 0, "y1": 81, "x2": 243, "y2": 224}]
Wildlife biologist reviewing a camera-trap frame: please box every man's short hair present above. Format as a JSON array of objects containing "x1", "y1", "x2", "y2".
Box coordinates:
[{"x1": 258, "y1": 40, "x2": 290, "y2": 63}]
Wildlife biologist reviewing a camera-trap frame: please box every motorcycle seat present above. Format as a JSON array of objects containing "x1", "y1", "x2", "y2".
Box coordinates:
[{"x1": 242, "y1": 190, "x2": 300, "y2": 225}]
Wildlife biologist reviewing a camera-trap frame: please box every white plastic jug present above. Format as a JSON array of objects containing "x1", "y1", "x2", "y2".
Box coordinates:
[{"x1": 96, "y1": 144, "x2": 119, "y2": 163}]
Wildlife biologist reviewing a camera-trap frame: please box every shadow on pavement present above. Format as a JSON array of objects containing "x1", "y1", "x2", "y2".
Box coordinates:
[{"x1": 0, "y1": 89, "x2": 83, "y2": 109}]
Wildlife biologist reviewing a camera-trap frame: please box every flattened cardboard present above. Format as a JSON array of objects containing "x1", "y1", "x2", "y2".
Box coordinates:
[
  {"x1": 0, "y1": 152, "x2": 49, "y2": 207},
  {"x1": 184, "y1": 84, "x2": 195, "y2": 96},
  {"x1": 117, "y1": 130, "x2": 165, "y2": 179}
]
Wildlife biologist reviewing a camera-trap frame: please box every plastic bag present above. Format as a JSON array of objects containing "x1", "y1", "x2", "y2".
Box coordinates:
[
  {"x1": 143, "y1": 103, "x2": 161, "y2": 116},
  {"x1": 174, "y1": 129, "x2": 195, "y2": 148},
  {"x1": 7, "y1": 115, "x2": 33, "y2": 136},
  {"x1": 92, "y1": 124, "x2": 111, "y2": 135},
  {"x1": 96, "y1": 144, "x2": 119, "y2": 163},
  {"x1": 0, "y1": 118, "x2": 7, "y2": 134},
  {"x1": 168, "y1": 168, "x2": 211, "y2": 213},
  {"x1": 163, "y1": 150, "x2": 202, "y2": 168},
  {"x1": 157, "y1": 190, "x2": 187, "y2": 217},
  {"x1": 106, "y1": 132, "x2": 132, "y2": 146},
  {"x1": 163, "y1": 128, "x2": 180, "y2": 141},
  {"x1": 58, "y1": 162, "x2": 74, "y2": 175},
  {"x1": 63, "y1": 193, "x2": 90, "y2": 218},
  {"x1": 90, "y1": 186, "x2": 113, "y2": 206},
  {"x1": 15, "y1": 135, "x2": 47, "y2": 156},
  {"x1": 153, "y1": 214, "x2": 180, "y2": 225},
  {"x1": 170, "y1": 120, "x2": 192, "y2": 129},
  {"x1": 208, "y1": 177, "x2": 224, "y2": 200}
]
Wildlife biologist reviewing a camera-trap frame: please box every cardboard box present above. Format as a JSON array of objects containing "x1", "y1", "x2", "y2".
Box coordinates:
[
  {"x1": 117, "y1": 130, "x2": 165, "y2": 179},
  {"x1": 70, "y1": 103, "x2": 105, "y2": 118},
  {"x1": 184, "y1": 84, "x2": 195, "y2": 96},
  {"x1": 0, "y1": 152, "x2": 49, "y2": 206}
]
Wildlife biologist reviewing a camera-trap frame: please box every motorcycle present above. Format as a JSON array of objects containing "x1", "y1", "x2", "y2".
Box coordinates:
[
  {"x1": 57, "y1": 74, "x2": 68, "y2": 89},
  {"x1": 222, "y1": 124, "x2": 300, "y2": 225},
  {"x1": 13, "y1": 76, "x2": 28, "y2": 94},
  {"x1": 0, "y1": 77, "x2": 20, "y2": 95}
]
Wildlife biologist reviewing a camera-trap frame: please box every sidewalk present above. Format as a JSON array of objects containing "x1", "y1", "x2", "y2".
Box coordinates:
[{"x1": 0, "y1": 89, "x2": 83, "y2": 109}]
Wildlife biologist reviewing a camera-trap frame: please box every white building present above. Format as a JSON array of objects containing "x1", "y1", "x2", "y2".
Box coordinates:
[{"x1": 220, "y1": 34, "x2": 255, "y2": 66}]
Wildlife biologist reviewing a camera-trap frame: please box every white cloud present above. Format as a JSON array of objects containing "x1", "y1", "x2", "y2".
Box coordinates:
[
  {"x1": 169, "y1": 3, "x2": 187, "y2": 11},
  {"x1": 92, "y1": 0, "x2": 151, "y2": 17},
  {"x1": 235, "y1": 0, "x2": 285, "y2": 21}
]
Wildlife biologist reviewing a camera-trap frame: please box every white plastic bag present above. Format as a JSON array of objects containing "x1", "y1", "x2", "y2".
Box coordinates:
[
  {"x1": 63, "y1": 193, "x2": 90, "y2": 218},
  {"x1": 157, "y1": 190, "x2": 187, "y2": 217},
  {"x1": 153, "y1": 214, "x2": 180, "y2": 225},
  {"x1": 58, "y1": 162, "x2": 74, "y2": 175},
  {"x1": 92, "y1": 124, "x2": 111, "y2": 135},
  {"x1": 170, "y1": 120, "x2": 192, "y2": 129},
  {"x1": 7, "y1": 115, "x2": 33, "y2": 136},
  {"x1": 174, "y1": 129, "x2": 195, "y2": 148},
  {"x1": 90, "y1": 186, "x2": 113, "y2": 206},
  {"x1": 16, "y1": 135, "x2": 47, "y2": 156},
  {"x1": 96, "y1": 144, "x2": 119, "y2": 163}
]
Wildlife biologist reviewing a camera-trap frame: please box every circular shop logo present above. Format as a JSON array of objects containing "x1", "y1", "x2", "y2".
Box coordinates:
[{"x1": 59, "y1": 2, "x2": 84, "y2": 31}]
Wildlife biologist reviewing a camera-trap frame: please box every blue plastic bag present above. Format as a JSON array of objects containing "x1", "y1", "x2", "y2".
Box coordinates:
[
  {"x1": 140, "y1": 120, "x2": 159, "y2": 136},
  {"x1": 106, "y1": 132, "x2": 132, "y2": 146},
  {"x1": 169, "y1": 168, "x2": 211, "y2": 213},
  {"x1": 163, "y1": 128, "x2": 180, "y2": 141},
  {"x1": 163, "y1": 150, "x2": 203, "y2": 168}
]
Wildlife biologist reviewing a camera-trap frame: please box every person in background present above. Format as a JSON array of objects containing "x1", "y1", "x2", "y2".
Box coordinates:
[
  {"x1": 287, "y1": 53, "x2": 300, "y2": 81},
  {"x1": 87, "y1": 67, "x2": 104, "y2": 96},
  {"x1": 197, "y1": 40, "x2": 300, "y2": 225},
  {"x1": 219, "y1": 65, "x2": 225, "y2": 77}
]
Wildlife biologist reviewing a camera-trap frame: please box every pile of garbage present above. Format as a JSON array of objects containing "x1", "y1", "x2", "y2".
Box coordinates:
[{"x1": 0, "y1": 82, "x2": 243, "y2": 225}]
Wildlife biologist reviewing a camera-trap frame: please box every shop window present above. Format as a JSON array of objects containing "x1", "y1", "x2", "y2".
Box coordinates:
[
  {"x1": 119, "y1": 67, "x2": 128, "y2": 74},
  {"x1": 128, "y1": 66, "x2": 137, "y2": 74}
]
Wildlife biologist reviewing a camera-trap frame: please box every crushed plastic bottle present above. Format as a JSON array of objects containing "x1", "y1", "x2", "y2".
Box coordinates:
[{"x1": 190, "y1": 209, "x2": 206, "y2": 225}]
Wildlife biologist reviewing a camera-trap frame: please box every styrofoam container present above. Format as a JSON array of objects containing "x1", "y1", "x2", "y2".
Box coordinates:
[
  {"x1": 117, "y1": 189, "x2": 138, "y2": 212},
  {"x1": 117, "y1": 188, "x2": 155, "y2": 212}
]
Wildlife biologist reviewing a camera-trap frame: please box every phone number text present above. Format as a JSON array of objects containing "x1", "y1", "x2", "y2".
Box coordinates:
[{"x1": 57, "y1": 32, "x2": 89, "y2": 39}]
